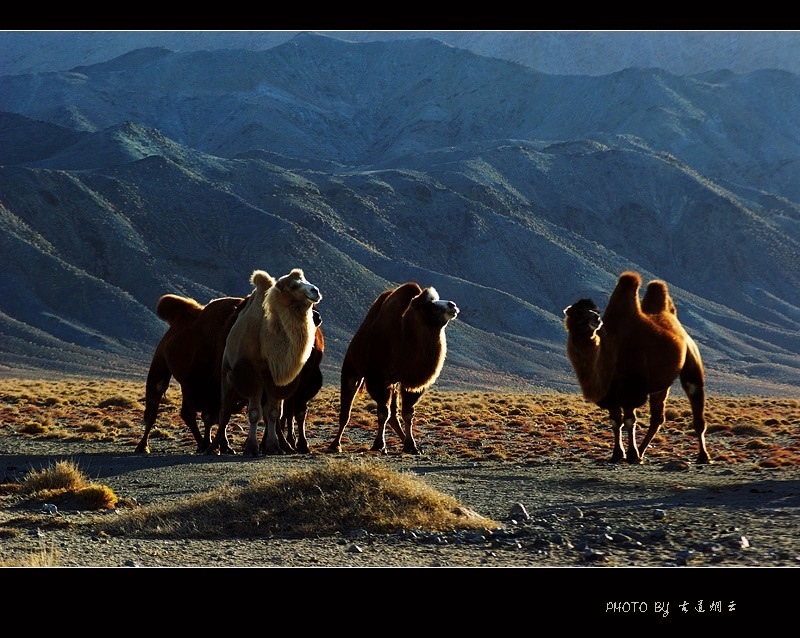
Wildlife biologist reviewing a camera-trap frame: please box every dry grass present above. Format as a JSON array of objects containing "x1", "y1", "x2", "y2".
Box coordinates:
[
  {"x1": 14, "y1": 459, "x2": 118, "y2": 510},
  {"x1": 1, "y1": 378, "x2": 799, "y2": 468},
  {"x1": 1, "y1": 377, "x2": 798, "y2": 565},
  {"x1": 101, "y1": 457, "x2": 498, "y2": 539}
]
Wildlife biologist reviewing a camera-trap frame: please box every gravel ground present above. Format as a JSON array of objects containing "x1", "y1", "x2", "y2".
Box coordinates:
[{"x1": 2, "y1": 435, "x2": 798, "y2": 570}]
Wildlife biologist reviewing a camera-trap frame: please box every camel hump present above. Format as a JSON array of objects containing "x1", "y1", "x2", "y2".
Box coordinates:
[
  {"x1": 617, "y1": 271, "x2": 642, "y2": 291},
  {"x1": 250, "y1": 270, "x2": 276, "y2": 293},
  {"x1": 156, "y1": 294, "x2": 203, "y2": 326},
  {"x1": 641, "y1": 280, "x2": 676, "y2": 315},
  {"x1": 603, "y1": 271, "x2": 643, "y2": 322}
]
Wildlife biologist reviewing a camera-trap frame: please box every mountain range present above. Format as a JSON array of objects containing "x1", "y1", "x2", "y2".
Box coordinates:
[{"x1": 0, "y1": 32, "x2": 798, "y2": 396}]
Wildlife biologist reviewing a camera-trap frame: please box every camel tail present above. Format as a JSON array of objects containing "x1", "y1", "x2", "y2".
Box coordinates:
[{"x1": 156, "y1": 294, "x2": 203, "y2": 326}]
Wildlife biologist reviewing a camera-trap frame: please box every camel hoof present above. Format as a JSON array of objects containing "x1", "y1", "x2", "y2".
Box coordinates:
[
  {"x1": 403, "y1": 439, "x2": 422, "y2": 454},
  {"x1": 326, "y1": 444, "x2": 342, "y2": 454},
  {"x1": 134, "y1": 444, "x2": 149, "y2": 454}
]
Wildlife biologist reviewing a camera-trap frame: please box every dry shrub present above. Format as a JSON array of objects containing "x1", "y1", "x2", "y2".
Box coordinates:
[
  {"x1": 18, "y1": 420, "x2": 49, "y2": 434},
  {"x1": 0, "y1": 540, "x2": 59, "y2": 567},
  {"x1": 731, "y1": 423, "x2": 772, "y2": 437},
  {"x1": 19, "y1": 459, "x2": 118, "y2": 510},
  {"x1": 80, "y1": 421, "x2": 105, "y2": 433},
  {"x1": 21, "y1": 459, "x2": 88, "y2": 494},
  {"x1": 102, "y1": 458, "x2": 499, "y2": 539},
  {"x1": 97, "y1": 396, "x2": 138, "y2": 409}
]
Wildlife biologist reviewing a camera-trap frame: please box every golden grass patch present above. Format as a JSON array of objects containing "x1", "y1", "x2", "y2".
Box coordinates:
[{"x1": 101, "y1": 458, "x2": 499, "y2": 539}]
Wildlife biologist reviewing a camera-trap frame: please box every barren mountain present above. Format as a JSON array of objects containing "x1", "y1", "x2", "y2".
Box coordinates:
[{"x1": 0, "y1": 33, "x2": 798, "y2": 396}]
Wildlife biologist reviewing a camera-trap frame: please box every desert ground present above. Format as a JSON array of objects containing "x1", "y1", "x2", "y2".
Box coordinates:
[{"x1": 1, "y1": 377, "x2": 798, "y2": 595}]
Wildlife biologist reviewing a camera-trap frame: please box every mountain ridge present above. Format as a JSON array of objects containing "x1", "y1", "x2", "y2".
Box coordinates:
[{"x1": 0, "y1": 34, "x2": 798, "y2": 397}]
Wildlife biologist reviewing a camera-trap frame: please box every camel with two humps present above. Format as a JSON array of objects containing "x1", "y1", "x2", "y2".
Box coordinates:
[
  {"x1": 328, "y1": 282, "x2": 459, "y2": 455},
  {"x1": 563, "y1": 271, "x2": 709, "y2": 465},
  {"x1": 209, "y1": 268, "x2": 321, "y2": 457},
  {"x1": 136, "y1": 294, "x2": 246, "y2": 454}
]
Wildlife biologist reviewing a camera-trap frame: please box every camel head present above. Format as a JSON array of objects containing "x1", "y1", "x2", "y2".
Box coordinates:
[
  {"x1": 564, "y1": 298, "x2": 603, "y2": 338},
  {"x1": 409, "y1": 287, "x2": 459, "y2": 329},
  {"x1": 274, "y1": 268, "x2": 322, "y2": 311}
]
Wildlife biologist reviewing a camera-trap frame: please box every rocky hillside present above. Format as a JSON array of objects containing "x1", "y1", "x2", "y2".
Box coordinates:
[{"x1": 0, "y1": 33, "x2": 798, "y2": 396}]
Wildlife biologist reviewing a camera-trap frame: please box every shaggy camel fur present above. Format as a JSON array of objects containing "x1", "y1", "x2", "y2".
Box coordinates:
[
  {"x1": 136, "y1": 294, "x2": 246, "y2": 454},
  {"x1": 209, "y1": 268, "x2": 321, "y2": 457},
  {"x1": 329, "y1": 282, "x2": 459, "y2": 455},
  {"x1": 564, "y1": 271, "x2": 709, "y2": 464}
]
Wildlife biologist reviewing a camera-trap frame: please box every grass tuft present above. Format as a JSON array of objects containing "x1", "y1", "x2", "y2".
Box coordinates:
[{"x1": 101, "y1": 458, "x2": 499, "y2": 539}]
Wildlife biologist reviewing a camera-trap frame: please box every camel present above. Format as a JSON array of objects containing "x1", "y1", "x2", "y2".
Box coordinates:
[
  {"x1": 328, "y1": 282, "x2": 459, "y2": 455},
  {"x1": 136, "y1": 294, "x2": 246, "y2": 454},
  {"x1": 563, "y1": 271, "x2": 709, "y2": 464},
  {"x1": 208, "y1": 268, "x2": 321, "y2": 457}
]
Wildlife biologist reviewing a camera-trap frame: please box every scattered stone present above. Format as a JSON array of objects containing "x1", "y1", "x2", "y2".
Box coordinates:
[
  {"x1": 508, "y1": 502, "x2": 530, "y2": 521},
  {"x1": 347, "y1": 544, "x2": 363, "y2": 553},
  {"x1": 42, "y1": 503, "x2": 57, "y2": 514},
  {"x1": 654, "y1": 509, "x2": 667, "y2": 519},
  {"x1": 583, "y1": 547, "x2": 607, "y2": 562},
  {"x1": 661, "y1": 460, "x2": 690, "y2": 471}
]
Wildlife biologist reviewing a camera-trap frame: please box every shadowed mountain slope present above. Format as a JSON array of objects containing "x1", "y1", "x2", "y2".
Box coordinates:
[{"x1": 0, "y1": 34, "x2": 798, "y2": 396}]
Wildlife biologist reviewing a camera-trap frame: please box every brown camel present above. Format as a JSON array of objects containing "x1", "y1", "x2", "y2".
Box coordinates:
[{"x1": 563, "y1": 271, "x2": 709, "y2": 464}]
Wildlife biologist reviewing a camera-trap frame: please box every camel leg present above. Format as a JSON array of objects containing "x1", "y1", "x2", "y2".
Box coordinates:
[
  {"x1": 623, "y1": 407, "x2": 642, "y2": 464},
  {"x1": 386, "y1": 388, "x2": 406, "y2": 441},
  {"x1": 259, "y1": 396, "x2": 285, "y2": 455},
  {"x1": 400, "y1": 388, "x2": 424, "y2": 454},
  {"x1": 608, "y1": 405, "x2": 626, "y2": 463},
  {"x1": 293, "y1": 405, "x2": 311, "y2": 454},
  {"x1": 207, "y1": 376, "x2": 243, "y2": 456},
  {"x1": 638, "y1": 388, "x2": 669, "y2": 462},
  {"x1": 680, "y1": 353, "x2": 710, "y2": 464},
  {"x1": 369, "y1": 381, "x2": 393, "y2": 454},
  {"x1": 329, "y1": 373, "x2": 363, "y2": 453},
  {"x1": 198, "y1": 411, "x2": 215, "y2": 454},
  {"x1": 278, "y1": 414, "x2": 297, "y2": 453},
  {"x1": 277, "y1": 394, "x2": 298, "y2": 453},
  {"x1": 179, "y1": 395, "x2": 204, "y2": 451},
  {"x1": 294, "y1": 366, "x2": 321, "y2": 454},
  {"x1": 135, "y1": 367, "x2": 170, "y2": 454}
]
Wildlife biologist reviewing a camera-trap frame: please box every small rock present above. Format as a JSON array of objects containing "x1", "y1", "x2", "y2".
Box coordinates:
[
  {"x1": 508, "y1": 502, "x2": 530, "y2": 521},
  {"x1": 583, "y1": 547, "x2": 607, "y2": 562},
  {"x1": 654, "y1": 509, "x2": 667, "y2": 519},
  {"x1": 42, "y1": 503, "x2": 58, "y2": 514},
  {"x1": 347, "y1": 544, "x2": 363, "y2": 553},
  {"x1": 661, "y1": 460, "x2": 690, "y2": 472}
]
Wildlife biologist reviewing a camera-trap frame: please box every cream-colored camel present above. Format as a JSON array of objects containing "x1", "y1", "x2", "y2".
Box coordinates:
[{"x1": 208, "y1": 268, "x2": 321, "y2": 457}]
